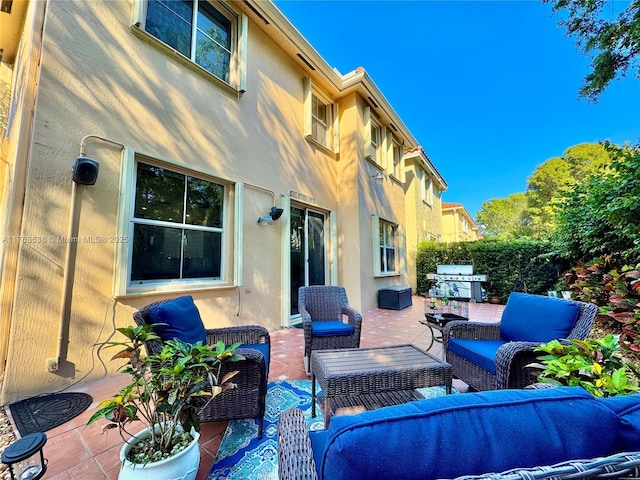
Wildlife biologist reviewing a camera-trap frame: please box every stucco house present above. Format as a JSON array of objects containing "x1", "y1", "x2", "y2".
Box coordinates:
[
  {"x1": 441, "y1": 202, "x2": 481, "y2": 242},
  {"x1": 0, "y1": 0, "x2": 448, "y2": 403}
]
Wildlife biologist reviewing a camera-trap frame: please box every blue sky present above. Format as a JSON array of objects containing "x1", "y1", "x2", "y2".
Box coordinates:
[{"x1": 274, "y1": 0, "x2": 640, "y2": 218}]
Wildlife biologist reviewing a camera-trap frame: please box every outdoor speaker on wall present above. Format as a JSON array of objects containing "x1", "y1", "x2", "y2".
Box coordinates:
[{"x1": 72, "y1": 157, "x2": 99, "y2": 185}]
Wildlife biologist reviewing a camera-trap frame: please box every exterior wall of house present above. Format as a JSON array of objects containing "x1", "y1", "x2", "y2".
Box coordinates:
[
  {"x1": 0, "y1": 0, "x2": 446, "y2": 404},
  {"x1": 403, "y1": 157, "x2": 444, "y2": 293},
  {"x1": 0, "y1": 0, "x2": 344, "y2": 403}
]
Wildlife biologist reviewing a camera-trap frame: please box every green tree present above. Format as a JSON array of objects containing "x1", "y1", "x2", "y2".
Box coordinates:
[
  {"x1": 544, "y1": 0, "x2": 640, "y2": 102},
  {"x1": 553, "y1": 143, "x2": 640, "y2": 262},
  {"x1": 476, "y1": 193, "x2": 530, "y2": 239},
  {"x1": 526, "y1": 143, "x2": 612, "y2": 238}
]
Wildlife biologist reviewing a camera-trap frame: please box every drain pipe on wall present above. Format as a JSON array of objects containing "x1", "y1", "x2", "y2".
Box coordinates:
[{"x1": 47, "y1": 135, "x2": 124, "y2": 373}]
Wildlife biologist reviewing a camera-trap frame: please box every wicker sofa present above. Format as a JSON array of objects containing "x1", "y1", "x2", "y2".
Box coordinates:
[
  {"x1": 277, "y1": 387, "x2": 640, "y2": 480},
  {"x1": 133, "y1": 295, "x2": 270, "y2": 437},
  {"x1": 443, "y1": 292, "x2": 598, "y2": 390}
]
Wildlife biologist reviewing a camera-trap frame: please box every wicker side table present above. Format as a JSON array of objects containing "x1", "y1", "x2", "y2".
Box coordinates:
[{"x1": 311, "y1": 344, "x2": 452, "y2": 428}]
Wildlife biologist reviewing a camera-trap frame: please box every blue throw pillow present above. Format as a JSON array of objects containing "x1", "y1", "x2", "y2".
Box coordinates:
[
  {"x1": 149, "y1": 296, "x2": 207, "y2": 345},
  {"x1": 500, "y1": 292, "x2": 581, "y2": 342},
  {"x1": 319, "y1": 387, "x2": 621, "y2": 480}
]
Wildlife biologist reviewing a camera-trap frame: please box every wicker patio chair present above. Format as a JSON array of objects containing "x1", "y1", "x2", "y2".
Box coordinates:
[
  {"x1": 299, "y1": 285, "x2": 362, "y2": 375},
  {"x1": 443, "y1": 293, "x2": 598, "y2": 391},
  {"x1": 133, "y1": 297, "x2": 270, "y2": 438}
]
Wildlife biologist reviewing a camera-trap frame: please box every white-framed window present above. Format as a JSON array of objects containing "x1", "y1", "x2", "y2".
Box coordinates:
[
  {"x1": 311, "y1": 94, "x2": 329, "y2": 145},
  {"x1": 303, "y1": 78, "x2": 339, "y2": 152},
  {"x1": 391, "y1": 138, "x2": 402, "y2": 180},
  {"x1": 364, "y1": 106, "x2": 385, "y2": 167},
  {"x1": 135, "y1": 0, "x2": 247, "y2": 90},
  {"x1": 114, "y1": 151, "x2": 237, "y2": 295},
  {"x1": 379, "y1": 219, "x2": 397, "y2": 274},
  {"x1": 422, "y1": 171, "x2": 433, "y2": 206}
]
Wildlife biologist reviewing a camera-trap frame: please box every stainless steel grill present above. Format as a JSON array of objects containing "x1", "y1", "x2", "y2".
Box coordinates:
[{"x1": 426, "y1": 265, "x2": 487, "y2": 302}]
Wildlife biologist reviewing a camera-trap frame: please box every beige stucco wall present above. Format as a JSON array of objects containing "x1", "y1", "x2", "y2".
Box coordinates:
[
  {"x1": 1, "y1": 0, "x2": 345, "y2": 403},
  {"x1": 0, "y1": 0, "x2": 447, "y2": 404},
  {"x1": 403, "y1": 158, "x2": 443, "y2": 293},
  {"x1": 442, "y1": 209, "x2": 479, "y2": 242}
]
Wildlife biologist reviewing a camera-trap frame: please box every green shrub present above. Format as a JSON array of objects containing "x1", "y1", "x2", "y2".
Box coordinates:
[
  {"x1": 529, "y1": 335, "x2": 639, "y2": 397},
  {"x1": 416, "y1": 239, "x2": 566, "y2": 302}
]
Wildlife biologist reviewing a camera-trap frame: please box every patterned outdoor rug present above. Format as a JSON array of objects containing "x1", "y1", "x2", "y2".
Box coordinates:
[
  {"x1": 208, "y1": 379, "x2": 453, "y2": 479},
  {"x1": 9, "y1": 392, "x2": 93, "y2": 436}
]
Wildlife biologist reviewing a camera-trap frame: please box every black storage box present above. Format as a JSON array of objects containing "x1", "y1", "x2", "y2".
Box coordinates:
[{"x1": 378, "y1": 286, "x2": 412, "y2": 310}]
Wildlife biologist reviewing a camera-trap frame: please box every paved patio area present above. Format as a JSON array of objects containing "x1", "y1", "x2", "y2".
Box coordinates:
[{"x1": 6, "y1": 297, "x2": 504, "y2": 479}]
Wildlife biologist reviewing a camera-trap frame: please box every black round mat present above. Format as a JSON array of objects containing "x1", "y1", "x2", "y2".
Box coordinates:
[{"x1": 9, "y1": 392, "x2": 93, "y2": 436}]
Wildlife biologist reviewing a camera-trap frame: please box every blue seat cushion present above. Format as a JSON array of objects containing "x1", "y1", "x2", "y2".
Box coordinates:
[
  {"x1": 500, "y1": 293, "x2": 581, "y2": 342},
  {"x1": 447, "y1": 338, "x2": 506, "y2": 374},
  {"x1": 311, "y1": 321, "x2": 355, "y2": 337},
  {"x1": 317, "y1": 387, "x2": 622, "y2": 480},
  {"x1": 149, "y1": 295, "x2": 207, "y2": 345}
]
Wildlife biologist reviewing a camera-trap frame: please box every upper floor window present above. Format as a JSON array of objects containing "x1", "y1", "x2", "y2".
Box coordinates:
[
  {"x1": 422, "y1": 172, "x2": 433, "y2": 205},
  {"x1": 391, "y1": 138, "x2": 402, "y2": 179},
  {"x1": 303, "y1": 78, "x2": 339, "y2": 152},
  {"x1": 138, "y1": 0, "x2": 247, "y2": 89},
  {"x1": 364, "y1": 106, "x2": 385, "y2": 168},
  {"x1": 311, "y1": 94, "x2": 329, "y2": 145}
]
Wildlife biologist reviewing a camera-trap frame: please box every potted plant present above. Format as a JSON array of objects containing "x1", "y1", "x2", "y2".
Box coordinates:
[
  {"x1": 87, "y1": 325, "x2": 243, "y2": 480},
  {"x1": 528, "y1": 334, "x2": 639, "y2": 397}
]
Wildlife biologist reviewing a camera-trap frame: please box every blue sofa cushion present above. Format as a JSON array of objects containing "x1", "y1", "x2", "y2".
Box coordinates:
[
  {"x1": 447, "y1": 338, "x2": 506, "y2": 374},
  {"x1": 500, "y1": 293, "x2": 581, "y2": 342},
  {"x1": 316, "y1": 387, "x2": 622, "y2": 480},
  {"x1": 312, "y1": 321, "x2": 355, "y2": 336},
  {"x1": 602, "y1": 394, "x2": 640, "y2": 451},
  {"x1": 149, "y1": 296, "x2": 207, "y2": 345}
]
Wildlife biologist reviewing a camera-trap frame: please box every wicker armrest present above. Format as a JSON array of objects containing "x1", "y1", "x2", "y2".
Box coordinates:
[
  {"x1": 341, "y1": 305, "x2": 362, "y2": 326},
  {"x1": 278, "y1": 408, "x2": 318, "y2": 480},
  {"x1": 206, "y1": 325, "x2": 270, "y2": 346},
  {"x1": 445, "y1": 321, "x2": 501, "y2": 340},
  {"x1": 449, "y1": 451, "x2": 640, "y2": 479},
  {"x1": 494, "y1": 341, "x2": 546, "y2": 389}
]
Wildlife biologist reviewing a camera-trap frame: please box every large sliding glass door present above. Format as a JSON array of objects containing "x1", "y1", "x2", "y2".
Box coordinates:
[{"x1": 290, "y1": 206, "x2": 326, "y2": 316}]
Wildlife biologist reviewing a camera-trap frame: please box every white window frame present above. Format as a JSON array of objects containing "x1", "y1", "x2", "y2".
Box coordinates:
[
  {"x1": 372, "y1": 215, "x2": 399, "y2": 276},
  {"x1": 132, "y1": 0, "x2": 248, "y2": 91},
  {"x1": 114, "y1": 149, "x2": 239, "y2": 296},
  {"x1": 364, "y1": 106, "x2": 385, "y2": 168},
  {"x1": 391, "y1": 137, "x2": 403, "y2": 181},
  {"x1": 422, "y1": 171, "x2": 433, "y2": 206},
  {"x1": 303, "y1": 78, "x2": 339, "y2": 153}
]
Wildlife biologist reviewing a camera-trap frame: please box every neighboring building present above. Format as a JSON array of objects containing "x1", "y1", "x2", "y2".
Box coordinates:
[
  {"x1": 441, "y1": 202, "x2": 481, "y2": 242},
  {"x1": 0, "y1": 0, "x2": 448, "y2": 403}
]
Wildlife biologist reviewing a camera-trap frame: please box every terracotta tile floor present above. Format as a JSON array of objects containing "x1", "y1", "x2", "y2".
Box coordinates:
[{"x1": 5, "y1": 297, "x2": 504, "y2": 480}]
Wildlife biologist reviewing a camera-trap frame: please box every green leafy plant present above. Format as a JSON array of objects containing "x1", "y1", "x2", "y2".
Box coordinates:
[
  {"x1": 87, "y1": 325, "x2": 243, "y2": 465},
  {"x1": 529, "y1": 335, "x2": 639, "y2": 397}
]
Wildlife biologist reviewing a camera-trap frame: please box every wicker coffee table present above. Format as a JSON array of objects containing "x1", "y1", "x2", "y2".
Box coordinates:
[{"x1": 311, "y1": 344, "x2": 452, "y2": 428}]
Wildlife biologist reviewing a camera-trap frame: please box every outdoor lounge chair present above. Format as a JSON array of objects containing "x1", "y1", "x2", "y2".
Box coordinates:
[
  {"x1": 133, "y1": 295, "x2": 270, "y2": 438},
  {"x1": 443, "y1": 292, "x2": 598, "y2": 391},
  {"x1": 299, "y1": 285, "x2": 362, "y2": 375}
]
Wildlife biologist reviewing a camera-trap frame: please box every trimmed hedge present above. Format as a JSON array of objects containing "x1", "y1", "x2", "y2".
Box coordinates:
[{"x1": 416, "y1": 239, "x2": 569, "y2": 303}]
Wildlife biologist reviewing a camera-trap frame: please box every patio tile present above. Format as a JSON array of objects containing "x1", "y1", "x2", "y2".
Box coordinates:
[{"x1": 1, "y1": 297, "x2": 504, "y2": 479}]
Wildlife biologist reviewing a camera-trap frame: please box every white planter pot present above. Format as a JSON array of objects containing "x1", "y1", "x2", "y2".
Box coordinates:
[{"x1": 118, "y1": 426, "x2": 200, "y2": 480}]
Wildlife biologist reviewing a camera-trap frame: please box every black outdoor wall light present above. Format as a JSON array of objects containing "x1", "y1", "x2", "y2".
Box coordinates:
[{"x1": 257, "y1": 206, "x2": 284, "y2": 226}]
